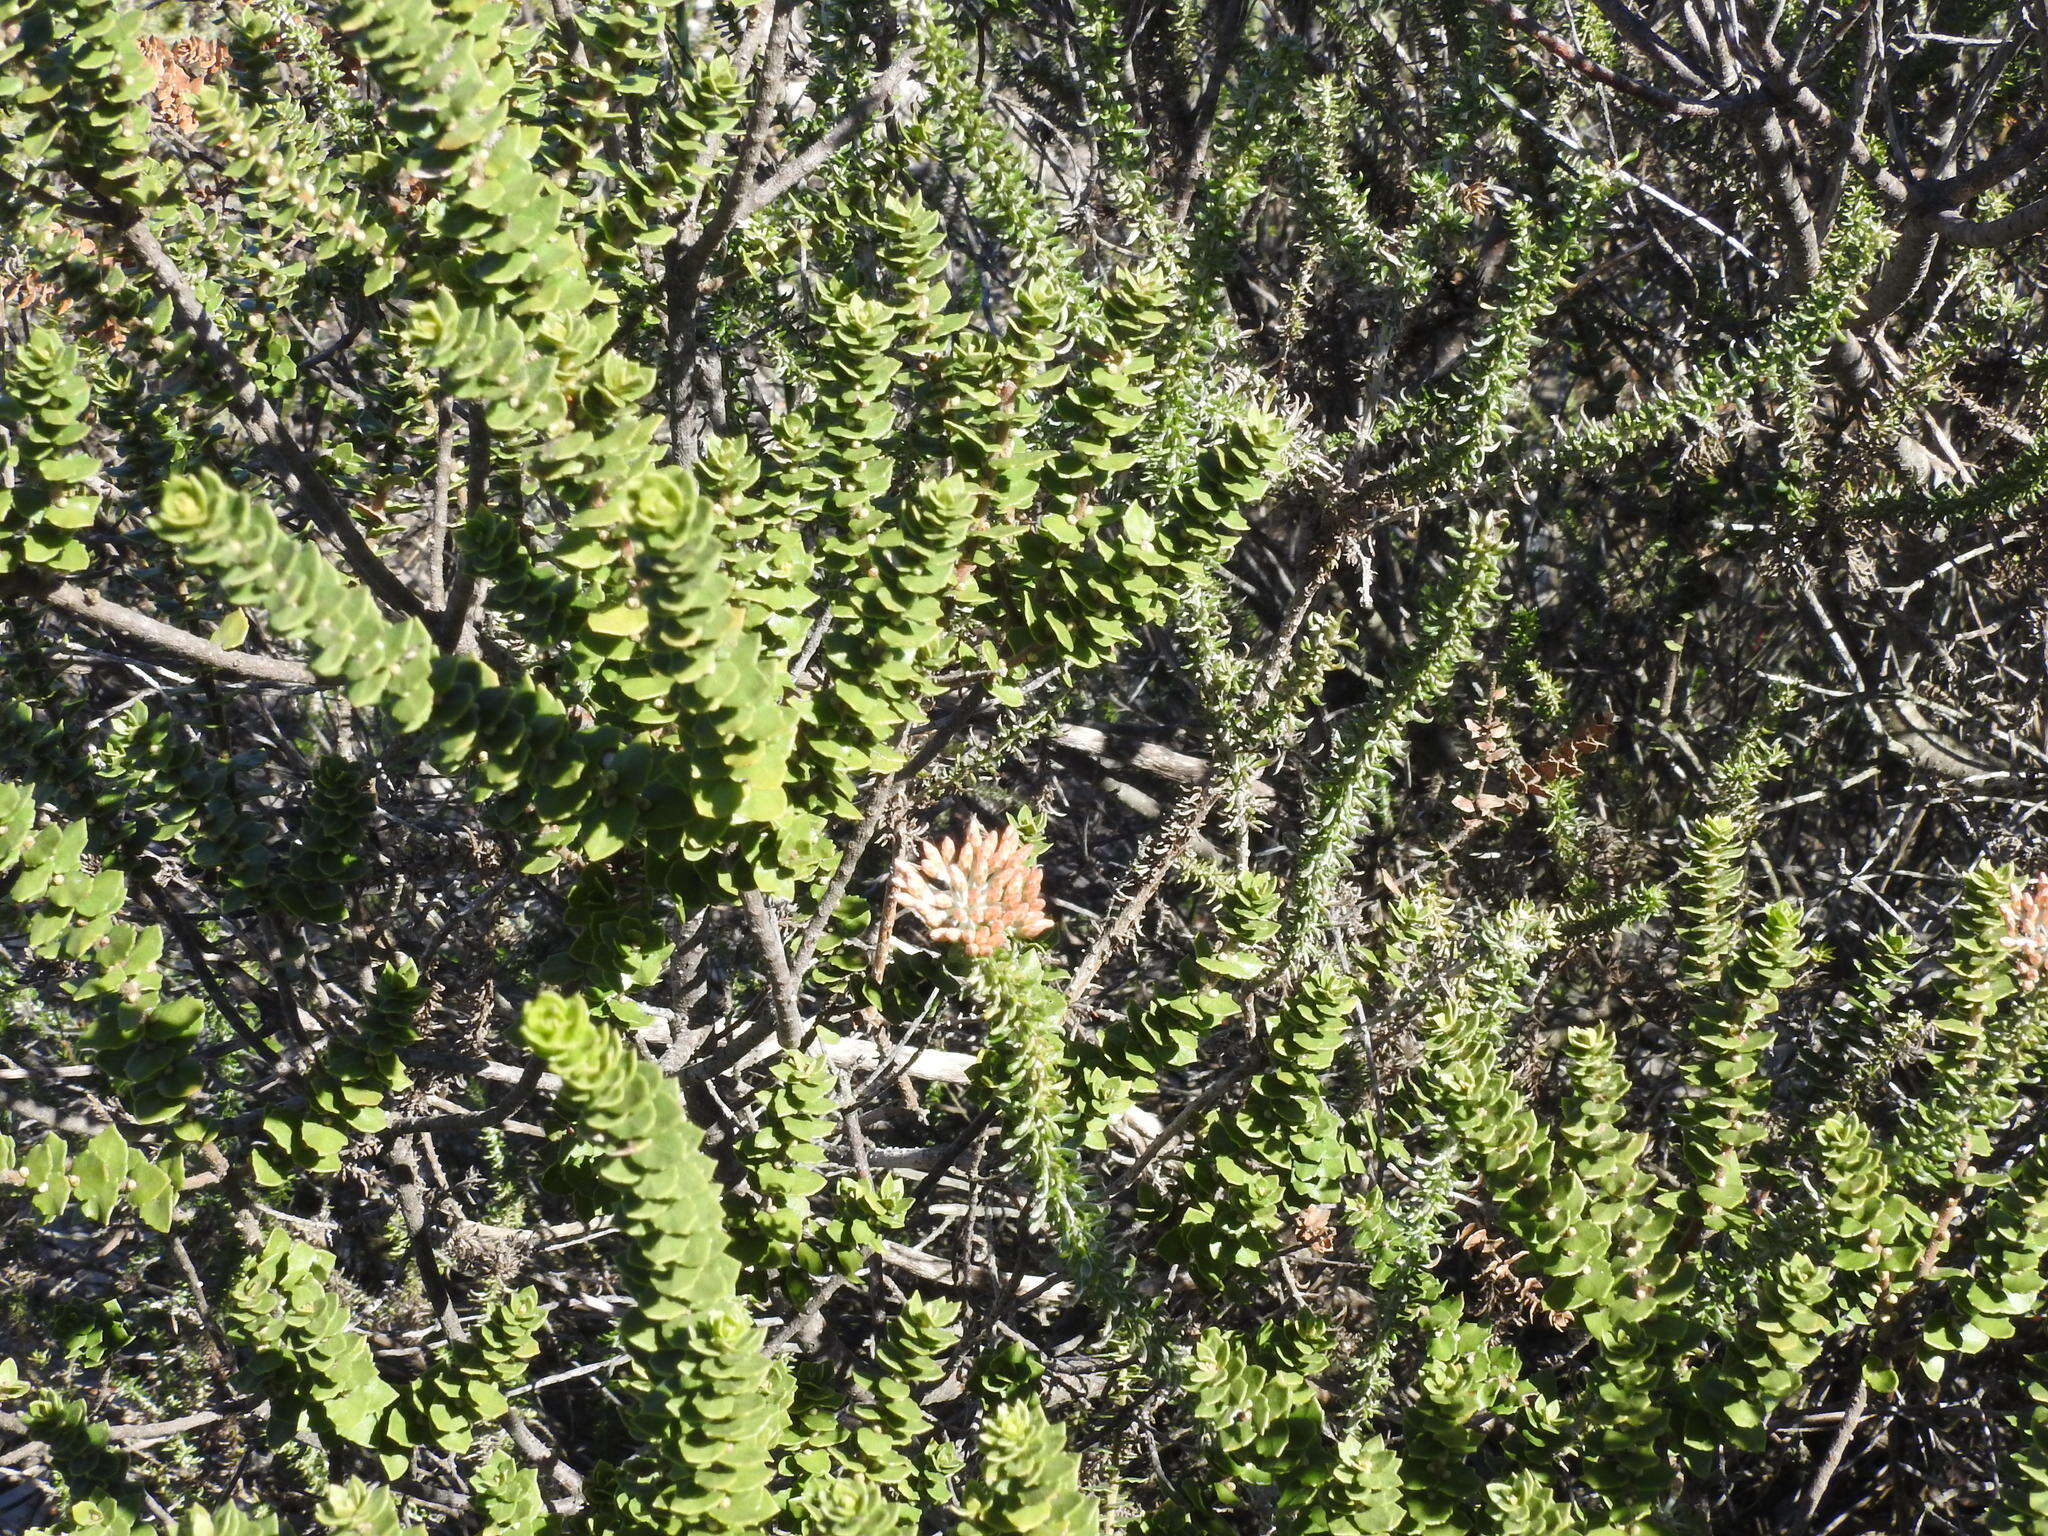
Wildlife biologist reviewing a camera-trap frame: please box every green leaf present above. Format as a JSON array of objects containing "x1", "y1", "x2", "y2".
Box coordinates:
[
  {"x1": 71, "y1": 1126, "x2": 131, "y2": 1222},
  {"x1": 129, "y1": 1161, "x2": 177, "y2": 1232},
  {"x1": 210, "y1": 609, "x2": 250, "y2": 650},
  {"x1": 25, "y1": 1135, "x2": 71, "y2": 1221},
  {"x1": 586, "y1": 604, "x2": 650, "y2": 638}
]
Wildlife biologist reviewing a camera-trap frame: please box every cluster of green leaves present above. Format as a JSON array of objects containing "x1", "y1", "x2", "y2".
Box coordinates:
[
  {"x1": 1125, "y1": 793, "x2": 2048, "y2": 1534},
  {"x1": 0, "y1": 781, "x2": 206, "y2": 1123},
  {"x1": 509, "y1": 990, "x2": 1107, "y2": 1536},
  {"x1": 0, "y1": 329, "x2": 99, "y2": 575},
  {"x1": 251, "y1": 958, "x2": 422, "y2": 1184},
  {"x1": 226, "y1": 1229, "x2": 402, "y2": 1452},
  {"x1": 0, "y1": 1125, "x2": 182, "y2": 1233},
  {"x1": 1152, "y1": 967, "x2": 1359, "y2": 1286}
]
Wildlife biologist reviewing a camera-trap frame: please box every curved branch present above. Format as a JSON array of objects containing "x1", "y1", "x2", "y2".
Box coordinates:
[
  {"x1": 1925, "y1": 120, "x2": 2048, "y2": 206},
  {"x1": 1928, "y1": 191, "x2": 2048, "y2": 247},
  {"x1": 731, "y1": 51, "x2": 924, "y2": 226}
]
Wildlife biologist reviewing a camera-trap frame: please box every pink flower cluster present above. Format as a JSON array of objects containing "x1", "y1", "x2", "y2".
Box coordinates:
[
  {"x1": 891, "y1": 819, "x2": 1054, "y2": 957},
  {"x1": 2005, "y1": 873, "x2": 2048, "y2": 992}
]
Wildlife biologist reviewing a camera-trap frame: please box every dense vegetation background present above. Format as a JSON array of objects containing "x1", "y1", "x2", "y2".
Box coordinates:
[{"x1": 0, "y1": 0, "x2": 2044, "y2": 1531}]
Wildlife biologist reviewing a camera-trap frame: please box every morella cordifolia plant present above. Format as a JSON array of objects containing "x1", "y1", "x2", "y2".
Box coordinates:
[{"x1": 0, "y1": 0, "x2": 2045, "y2": 1532}]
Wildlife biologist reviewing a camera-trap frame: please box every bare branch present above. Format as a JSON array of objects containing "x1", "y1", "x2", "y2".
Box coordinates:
[
  {"x1": 1589, "y1": 0, "x2": 1720, "y2": 87},
  {"x1": 1928, "y1": 191, "x2": 2048, "y2": 247},
  {"x1": 1475, "y1": 0, "x2": 1737, "y2": 115},
  {"x1": 17, "y1": 577, "x2": 321, "y2": 686},
  {"x1": 666, "y1": 0, "x2": 798, "y2": 458},
  {"x1": 742, "y1": 889, "x2": 807, "y2": 1051},
  {"x1": 731, "y1": 51, "x2": 924, "y2": 226}
]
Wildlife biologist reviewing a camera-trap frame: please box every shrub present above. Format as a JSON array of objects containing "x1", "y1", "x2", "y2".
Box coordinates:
[{"x1": 1, "y1": 0, "x2": 2044, "y2": 1532}]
